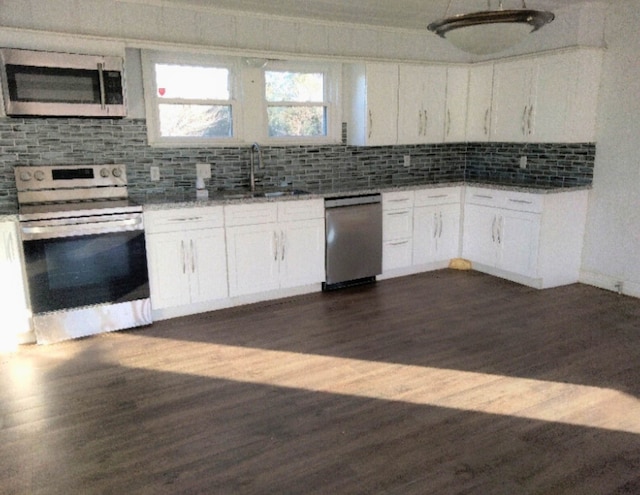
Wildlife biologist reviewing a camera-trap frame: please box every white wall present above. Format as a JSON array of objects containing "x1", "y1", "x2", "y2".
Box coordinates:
[
  {"x1": 580, "y1": 0, "x2": 640, "y2": 297},
  {"x1": 0, "y1": 0, "x2": 604, "y2": 64}
]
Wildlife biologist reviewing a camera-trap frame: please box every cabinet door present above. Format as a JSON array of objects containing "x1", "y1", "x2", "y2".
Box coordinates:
[
  {"x1": 366, "y1": 63, "x2": 399, "y2": 145},
  {"x1": 444, "y1": 66, "x2": 469, "y2": 142},
  {"x1": 413, "y1": 203, "x2": 460, "y2": 265},
  {"x1": 499, "y1": 210, "x2": 540, "y2": 278},
  {"x1": 146, "y1": 231, "x2": 191, "y2": 309},
  {"x1": 462, "y1": 204, "x2": 498, "y2": 267},
  {"x1": 188, "y1": 229, "x2": 228, "y2": 304},
  {"x1": 226, "y1": 223, "x2": 280, "y2": 297},
  {"x1": 279, "y1": 218, "x2": 325, "y2": 289},
  {"x1": 491, "y1": 60, "x2": 534, "y2": 142},
  {"x1": 466, "y1": 64, "x2": 494, "y2": 141},
  {"x1": 531, "y1": 53, "x2": 575, "y2": 142},
  {"x1": 0, "y1": 222, "x2": 30, "y2": 341},
  {"x1": 398, "y1": 65, "x2": 446, "y2": 144}
]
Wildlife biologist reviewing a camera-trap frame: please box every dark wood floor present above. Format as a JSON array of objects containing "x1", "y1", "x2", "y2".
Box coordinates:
[{"x1": 2, "y1": 269, "x2": 640, "y2": 494}]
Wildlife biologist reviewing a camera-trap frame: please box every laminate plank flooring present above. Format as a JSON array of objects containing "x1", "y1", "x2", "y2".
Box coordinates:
[{"x1": 2, "y1": 269, "x2": 640, "y2": 494}]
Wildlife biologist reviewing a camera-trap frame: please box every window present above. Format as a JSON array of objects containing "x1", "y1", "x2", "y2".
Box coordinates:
[
  {"x1": 264, "y1": 63, "x2": 340, "y2": 143},
  {"x1": 142, "y1": 51, "x2": 341, "y2": 146},
  {"x1": 142, "y1": 52, "x2": 238, "y2": 145}
]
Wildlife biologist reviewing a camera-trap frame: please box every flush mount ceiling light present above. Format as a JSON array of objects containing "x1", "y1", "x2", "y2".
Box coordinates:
[{"x1": 428, "y1": 0, "x2": 555, "y2": 55}]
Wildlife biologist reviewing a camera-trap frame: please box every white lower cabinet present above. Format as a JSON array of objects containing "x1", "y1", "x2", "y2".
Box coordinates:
[
  {"x1": 462, "y1": 204, "x2": 540, "y2": 279},
  {"x1": 412, "y1": 187, "x2": 461, "y2": 266},
  {"x1": 382, "y1": 191, "x2": 414, "y2": 272},
  {"x1": 0, "y1": 220, "x2": 31, "y2": 346},
  {"x1": 462, "y1": 186, "x2": 588, "y2": 288},
  {"x1": 225, "y1": 199, "x2": 325, "y2": 298},
  {"x1": 145, "y1": 206, "x2": 228, "y2": 312}
]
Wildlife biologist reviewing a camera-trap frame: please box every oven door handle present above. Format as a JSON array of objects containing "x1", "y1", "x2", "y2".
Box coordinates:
[{"x1": 21, "y1": 216, "x2": 144, "y2": 240}]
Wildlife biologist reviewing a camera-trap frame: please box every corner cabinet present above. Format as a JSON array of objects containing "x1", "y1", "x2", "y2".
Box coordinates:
[
  {"x1": 462, "y1": 187, "x2": 588, "y2": 288},
  {"x1": 0, "y1": 220, "x2": 32, "y2": 345},
  {"x1": 225, "y1": 199, "x2": 325, "y2": 297},
  {"x1": 144, "y1": 206, "x2": 228, "y2": 317}
]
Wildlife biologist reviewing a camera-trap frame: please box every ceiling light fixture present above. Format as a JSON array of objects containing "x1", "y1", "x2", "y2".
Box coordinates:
[{"x1": 428, "y1": 0, "x2": 554, "y2": 55}]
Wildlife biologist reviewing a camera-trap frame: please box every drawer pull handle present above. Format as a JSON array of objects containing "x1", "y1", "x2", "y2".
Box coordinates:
[
  {"x1": 474, "y1": 194, "x2": 493, "y2": 199},
  {"x1": 389, "y1": 240, "x2": 409, "y2": 246},
  {"x1": 508, "y1": 199, "x2": 533, "y2": 204},
  {"x1": 427, "y1": 194, "x2": 448, "y2": 199},
  {"x1": 386, "y1": 211, "x2": 409, "y2": 216}
]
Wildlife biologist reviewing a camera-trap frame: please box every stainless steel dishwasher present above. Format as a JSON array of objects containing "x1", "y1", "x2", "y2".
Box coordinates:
[{"x1": 324, "y1": 194, "x2": 382, "y2": 290}]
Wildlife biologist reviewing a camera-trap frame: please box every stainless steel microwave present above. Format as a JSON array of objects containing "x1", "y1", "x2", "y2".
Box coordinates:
[{"x1": 0, "y1": 48, "x2": 126, "y2": 118}]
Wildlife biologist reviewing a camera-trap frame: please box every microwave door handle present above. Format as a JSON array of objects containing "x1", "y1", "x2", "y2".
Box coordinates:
[{"x1": 97, "y1": 62, "x2": 106, "y2": 110}]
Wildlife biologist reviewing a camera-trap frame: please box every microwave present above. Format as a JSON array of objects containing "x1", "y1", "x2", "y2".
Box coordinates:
[{"x1": 0, "y1": 48, "x2": 126, "y2": 118}]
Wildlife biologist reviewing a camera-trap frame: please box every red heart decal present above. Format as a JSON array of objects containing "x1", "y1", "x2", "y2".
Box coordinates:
[{"x1": 158, "y1": 88, "x2": 166, "y2": 96}]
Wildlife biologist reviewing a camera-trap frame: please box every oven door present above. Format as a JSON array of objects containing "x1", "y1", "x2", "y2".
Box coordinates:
[{"x1": 21, "y1": 220, "x2": 149, "y2": 315}]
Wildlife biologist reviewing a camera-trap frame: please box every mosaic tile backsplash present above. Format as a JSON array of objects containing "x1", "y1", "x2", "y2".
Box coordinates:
[{"x1": 0, "y1": 118, "x2": 595, "y2": 210}]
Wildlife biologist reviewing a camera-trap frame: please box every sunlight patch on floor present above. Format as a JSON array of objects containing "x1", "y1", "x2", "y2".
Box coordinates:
[{"x1": 117, "y1": 338, "x2": 640, "y2": 435}]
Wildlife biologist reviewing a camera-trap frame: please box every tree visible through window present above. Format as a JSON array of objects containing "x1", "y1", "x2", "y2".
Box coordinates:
[
  {"x1": 154, "y1": 64, "x2": 233, "y2": 138},
  {"x1": 265, "y1": 71, "x2": 327, "y2": 138}
]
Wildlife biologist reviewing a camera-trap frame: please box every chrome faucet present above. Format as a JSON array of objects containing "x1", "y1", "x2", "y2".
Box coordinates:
[{"x1": 249, "y1": 142, "x2": 264, "y2": 192}]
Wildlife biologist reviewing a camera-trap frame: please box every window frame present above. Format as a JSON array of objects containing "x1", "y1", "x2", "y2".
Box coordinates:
[
  {"x1": 141, "y1": 50, "x2": 241, "y2": 147},
  {"x1": 262, "y1": 60, "x2": 342, "y2": 146}
]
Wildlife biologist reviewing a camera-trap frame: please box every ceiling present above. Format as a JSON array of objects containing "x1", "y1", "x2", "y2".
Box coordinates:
[{"x1": 145, "y1": 0, "x2": 604, "y2": 31}]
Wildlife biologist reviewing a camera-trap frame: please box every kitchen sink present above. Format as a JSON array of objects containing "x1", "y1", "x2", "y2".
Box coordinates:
[{"x1": 214, "y1": 189, "x2": 310, "y2": 200}]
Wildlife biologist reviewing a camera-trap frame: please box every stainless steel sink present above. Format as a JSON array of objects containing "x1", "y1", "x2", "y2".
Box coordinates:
[{"x1": 214, "y1": 189, "x2": 310, "y2": 200}]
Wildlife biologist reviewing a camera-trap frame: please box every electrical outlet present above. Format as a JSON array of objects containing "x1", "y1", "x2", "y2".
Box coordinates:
[
  {"x1": 196, "y1": 163, "x2": 211, "y2": 179},
  {"x1": 404, "y1": 155, "x2": 411, "y2": 168},
  {"x1": 519, "y1": 155, "x2": 527, "y2": 169},
  {"x1": 150, "y1": 166, "x2": 160, "y2": 181}
]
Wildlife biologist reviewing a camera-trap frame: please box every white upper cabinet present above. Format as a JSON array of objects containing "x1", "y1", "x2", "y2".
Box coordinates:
[
  {"x1": 347, "y1": 62, "x2": 399, "y2": 146},
  {"x1": 491, "y1": 49, "x2": 602, "y2": 143},
  {"x1": 398, "y1": 65, "x2": 447, "y2": 144},
  {"x1": 466, "y1": 63, "x2": 494, "y2": 142},
  {"x1": 491, "y1": 59, "x2": 535, "y2": 142},
  {"x1": 444, "y1": 66, "x2": 469, "y2": 143}
]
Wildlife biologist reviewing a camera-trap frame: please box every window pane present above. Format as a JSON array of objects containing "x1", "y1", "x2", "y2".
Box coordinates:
[
  {"x1": 265, "y1": 71, "x2": 324, "y2": 102},
  {"x1": 155, "y1": 64, "x2": 229, "y2": 100},
  {"x1": 159, "y1": 104, "x2": 232, "y2": 138},
  {"x1": 267, "y1": 106, "x2": 326, "y2": 137}
]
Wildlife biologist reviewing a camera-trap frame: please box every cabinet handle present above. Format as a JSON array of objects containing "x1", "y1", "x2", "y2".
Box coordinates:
[
  {"x1": 521, "y1": 106, "x2": 528, "y2": 136},
  {"x1": 446, "y1": 109, "x2": 451, "y2": 136},
  {"x1": 281, "y1": 230, "x2": 286, "y2": 261},
  {"x1": 97, "y1": 62, "x2": 106, "y2": 110},
  {"x1": 389, "y1": 240, "x2": 409, "y2": 246},
  {"x1": 484, "y1": 108, "x2": 489, "y2": 136},
  {"x1": 386, "y1": 211, "x2": 409, "y2": 216},
  {"x1": 491, "y1": 215, "x2": 497, "y2": 243},
  {"x1": 388, "y1": 198, "x2": 410, "y2": 203},
  {"x1": 168, "y1": 216, "x2": 203, "y2": 223},
  {"x1": 497, "y1": 215, "x2": 503, "y2": 245},
  {"x1": 433, "y1": 212, "x2": 438, "y2": 238},
  {"x1": 424, "y1": 110, "x2": 428, "y2": 136},
  {"x1": 438, "y1": 211, "x2": 444, "y2": 239},
  {"x1": 181, "y1": 240, "x2": 186, "y2": 274},
  {"x1": 508, "y1": 198, "x2": 533, "y2": 204},
  {"x1": 368, "y1": 109, "x2": 373, "y2": 139},
  {"x1": 474, "y1": 194, "x2": 493, "y2": 199},
  {"x1": 527, "y1": 105, "x2": 534, "y2": 135},
  {"x1": 273, "y1": 231, "x2": 278, "y2": 261},
  {"x1": 427, "y1": 194, "x2": 448, "y2": 199},
  {"x1": 190, "y1": 239, "x2": 196, "y2": 273},
  {"x1": 418, "y1": 109, "x2": 423, "y2": 136}
]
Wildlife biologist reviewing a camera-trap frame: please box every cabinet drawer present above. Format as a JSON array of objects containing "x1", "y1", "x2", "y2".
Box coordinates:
[
  {"x1": 225, "y1": 202, "x2": 278, "y2": 227},
  {"x1": 145, "y1": 206, "x2": 224, "y2": 234},
  {"x1": 414, "y1": 186, "x2": 461, "y2": 207},
  {"x1": 501, "y1": 191, "x2": 543, "y2": 213},
  {"x1": 465, "y1": 187, "x2": 502, "y2": 208},
  {"x1": 465, "y1": 187, "x2": 542, "y2": 213},
  {"x1": 278, "y1": 198, "x2": 324, "y2": 222},
  {"x1": 383, "y1": 190, "x2": 414, "y2": 210},
  {"x1": 383, "y1": 238, "x2": 413, "y2": 271},
  {"x1": 383, "y1": 209, "x2": 412, "y2": 240}
]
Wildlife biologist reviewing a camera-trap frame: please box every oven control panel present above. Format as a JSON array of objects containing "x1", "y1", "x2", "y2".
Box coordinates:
[{"x1": 15, "y1": 164, "x2": 127, "y2": 191}]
